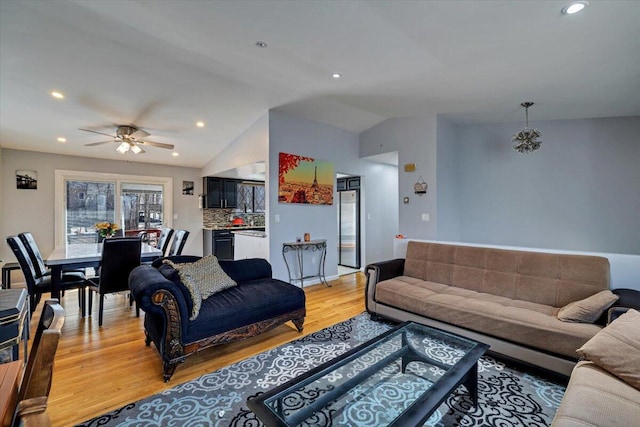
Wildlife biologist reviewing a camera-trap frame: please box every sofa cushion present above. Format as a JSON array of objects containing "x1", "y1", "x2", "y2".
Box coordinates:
[
  {"x1": 185, "y1": 278, "x2": 305, "y2": 343},
  {"x1": 164, "y1": 255, "x2": 236, "y2": 320},
  {"x1": 557, "y1": 290, "x2": 619, "y2": 323},
  {"x1": 576, "y1": 309, "x2": 640, "y2": 390},
  {"x1": 551, "y1": 360, "x2": 640, "y2": 427},
  {"x1": 375, "y1": 276, "x2": 602, "y2": 358}
]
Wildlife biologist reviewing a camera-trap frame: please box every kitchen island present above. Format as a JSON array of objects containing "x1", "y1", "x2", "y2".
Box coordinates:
[{"x1": 233, "y1": 229, "x2": 268, "y2": 260}]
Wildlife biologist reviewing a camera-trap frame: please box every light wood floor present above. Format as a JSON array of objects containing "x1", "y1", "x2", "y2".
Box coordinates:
[{"x1": 26, "y1": 273, "x2": 366, "y2": 426}]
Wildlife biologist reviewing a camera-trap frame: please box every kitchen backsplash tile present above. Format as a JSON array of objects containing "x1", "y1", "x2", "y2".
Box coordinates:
[{"x1": 203, "y1": 208, "x2": 265, "y2": 228}]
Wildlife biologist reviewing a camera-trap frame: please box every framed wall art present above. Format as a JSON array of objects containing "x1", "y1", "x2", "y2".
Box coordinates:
[
  {"x1": 16, "y1": 170, "x2": 38, "y2": 190},
  {"x1": 278, "y1": 152, "x2": 334, "y2": 205}
]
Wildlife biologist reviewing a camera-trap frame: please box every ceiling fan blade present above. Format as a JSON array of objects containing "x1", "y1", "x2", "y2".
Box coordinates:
[
  {"x1": 131, "y1": 100, "x2": 165, "y2": 125},
  {"x1": 139, "y1": 140, "x2": 175, "y2": 150},
  {"x1": 130, "y1": 129, "x2": 150, "y2": 140},
  {"x1": 79, "y1": 128, "x2": 117, "y2": 138},
  {"x1": 84, "y1": 140, "x2": 115, "y2": 147}
]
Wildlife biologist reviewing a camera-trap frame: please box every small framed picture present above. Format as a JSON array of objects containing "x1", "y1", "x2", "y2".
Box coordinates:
[
  {"x1": 16, "y1": 170, "x2": 38, "y2": 190},
  {"x1": 182, "y1": 181, "x2": 194, "y2": 195}
]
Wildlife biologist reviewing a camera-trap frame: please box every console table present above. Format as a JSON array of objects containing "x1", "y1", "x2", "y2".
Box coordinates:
[{"x1": 282, "y1": 240, "x2": 330, "y2": 288}]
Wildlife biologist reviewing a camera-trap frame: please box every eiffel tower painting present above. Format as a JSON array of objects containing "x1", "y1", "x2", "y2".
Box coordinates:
[
  {"x1": 278, "y1": 152, "x2": 334, "y2": 205},
  {"x1": 311, "y1": 166, "x2": 319, "y2": 191}
]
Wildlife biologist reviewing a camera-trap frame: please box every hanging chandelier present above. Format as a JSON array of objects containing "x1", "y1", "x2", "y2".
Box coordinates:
[{"x1": 513, "y1": 102, "x2": 542, "y2": 154}]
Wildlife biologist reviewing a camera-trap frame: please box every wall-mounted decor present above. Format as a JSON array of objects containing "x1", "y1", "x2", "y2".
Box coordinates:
[
  {"x1": 278, "y1": 152, "x2": 334, "y2": 205},
  {"x1": 16, "y1": 170, "x2": 37, "y2": 190},
  {"x1": 414, "y1": 176, "x2": 427, "y2": 195},
  {"x1": 403, "y1": 163, "x2": 416, "y2": 172},
  {"x1": 182, "y1": 181, "x2": 194, "y2": 195}
]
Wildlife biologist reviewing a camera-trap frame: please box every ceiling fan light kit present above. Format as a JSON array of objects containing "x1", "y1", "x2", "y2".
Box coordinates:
[
  {"x1": 80, "y1": 125, "x2": 174, "y2": 155},
  {"x1": 513, "y1": 102, "x2": 543, "y2": 154}
]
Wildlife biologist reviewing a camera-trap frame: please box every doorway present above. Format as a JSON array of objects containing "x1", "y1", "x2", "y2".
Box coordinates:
[{"x1": 337, "y1": 176, "x2": 361, "y2": 270}]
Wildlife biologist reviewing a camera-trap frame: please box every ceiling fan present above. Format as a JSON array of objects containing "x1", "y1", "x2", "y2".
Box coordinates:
[{"x1": 80, "y1": 125, "x2": 174, "y2": 154}]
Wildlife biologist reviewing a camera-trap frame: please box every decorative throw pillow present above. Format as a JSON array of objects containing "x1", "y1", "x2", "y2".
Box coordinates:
[
  {"x1": 577, "y1": 309, "x2": 640, "y2": 390},
  {"x1": 163, "y1": 255, "x2": 236, "y2": 320},
  {"x1": 557, "y1": 290, "x2": 619, "y2": 323}
]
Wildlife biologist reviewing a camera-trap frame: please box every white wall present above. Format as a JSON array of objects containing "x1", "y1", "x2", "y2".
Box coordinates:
[
  {"x1": 267, "y1": 111, "x2": 397, "y2": 282},
  {"x1": 201, "y1": 112, "x2": 269, "y2": 177},
  {"x1": 1, "y1": 149, "x2": 204, "y2": 274},
  {"x1": 457, "y1": 116, "x2": 640, "y2": 254},
  {"x1": 360, "y1": 116, "x2": 438, "y2": 240}
]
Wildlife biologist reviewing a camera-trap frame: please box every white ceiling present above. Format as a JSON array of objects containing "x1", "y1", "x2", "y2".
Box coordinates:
[{"x1": 1, "y1": 0, "x2": 639, "y2": 168}]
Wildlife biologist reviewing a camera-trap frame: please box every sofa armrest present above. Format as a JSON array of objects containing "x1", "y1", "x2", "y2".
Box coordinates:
[
  {"x1": 364, "y1": 259, "x2": 405, "y2": 314},
  {"x1": 129, "y1": 265, "x2": 190, "y2": 344},
  {"x1": 605, "y1": 288, "x2": 640, "y2": 324}
]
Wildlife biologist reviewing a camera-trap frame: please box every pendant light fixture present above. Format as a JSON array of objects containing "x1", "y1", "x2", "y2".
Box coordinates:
[{"x1": 513, "y1": 102, "x2": 542, "y2": 154}]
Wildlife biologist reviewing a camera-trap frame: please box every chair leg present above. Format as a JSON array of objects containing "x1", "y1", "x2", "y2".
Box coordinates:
[
  {"x1": 79, "y1": 288, "x2": 85, "y2": 317},
  {"x1": 99, "y1": 295, "x2": 104, "y2": 326}
]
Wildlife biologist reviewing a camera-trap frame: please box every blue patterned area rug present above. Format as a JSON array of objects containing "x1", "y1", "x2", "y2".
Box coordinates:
[{"x1": 77, "y1": 313, "x2": 566, "y2": 426}]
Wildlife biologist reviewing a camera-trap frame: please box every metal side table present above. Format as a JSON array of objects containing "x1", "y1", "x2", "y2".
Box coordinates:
[{"x1": 282, "y1": 240, "x2": 330, "y2": 287}]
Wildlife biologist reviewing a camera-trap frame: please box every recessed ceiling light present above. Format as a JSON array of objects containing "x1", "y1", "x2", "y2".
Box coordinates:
[
  {"x1": 51, "y1": 91, "x2": 64, "y2": 99},
  {"x1": 172, "y1": 152, "x2": 179, "y2": 157},
  {"x1": 196, "y1": 121, "x2": 205, "y2": 128},
  {"x1": 57, "y1": 137, "x2": 67, "y2": 143},
  {"x1": 332, "y1": 73, "x2": 342, "y2": 79},
  {"x1": 255, "y1": 41, "x2": 267, "y2": 48},
  {"x1": 562, "y1": 1, "x2": 589, "y2": 15}
]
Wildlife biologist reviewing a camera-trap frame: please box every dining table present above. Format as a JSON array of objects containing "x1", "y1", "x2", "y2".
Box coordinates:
[{"x1": 46, "y1": 242, "x2": 163, "y2": 300}]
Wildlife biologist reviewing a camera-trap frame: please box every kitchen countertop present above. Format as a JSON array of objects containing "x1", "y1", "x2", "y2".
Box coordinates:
[
  {"x1": 232, "y1": 230, "x2": 267, "y2": 238},
  {"x1": 203, "y1": 226, "x2": 265, "y2": 230}
]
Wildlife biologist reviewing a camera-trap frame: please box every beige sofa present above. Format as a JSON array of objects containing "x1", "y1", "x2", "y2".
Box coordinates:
[
  {"x1": 365, "y1": 241, "x2": 612, "y2": 375},
  {"x1": 552, "y1": 308, "x2": 640, "y2": 426}
]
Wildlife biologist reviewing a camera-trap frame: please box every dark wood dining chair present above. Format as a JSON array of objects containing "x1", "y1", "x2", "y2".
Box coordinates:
[
  {"x1": 87, "y1": 237, "x2": 141, "y2": 326},
  {"x1": 17, "y1": 232, "x2": 50, "y2": 279},
  {"x1": 11, "y1": 299, "x2": 64, "y2": 427},
  {"x1": 6, "y1": 236, "x2": 88, "y2": 316},
  {"x1": 156, "y1": 227, "x2": 174, "y2": 256},
  {"x1": 17, "y1": 299, "x2": 64, "y2": 402},
  {"x1": 167, "y1": 229, "x2": 189, "y2": 256},
  {"x1": 18, "y1": 232, "x2": 86, "y2": 294}
]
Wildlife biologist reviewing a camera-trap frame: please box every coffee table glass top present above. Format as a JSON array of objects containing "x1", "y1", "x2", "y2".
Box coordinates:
[{"x1": 249, "y1": 321, "x2": 489, "y2": 427}]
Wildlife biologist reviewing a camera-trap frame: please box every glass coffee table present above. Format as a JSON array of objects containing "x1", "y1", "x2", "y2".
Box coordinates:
[{"x1": 247, "y1": 321, "x2": 489, "y2": 426}]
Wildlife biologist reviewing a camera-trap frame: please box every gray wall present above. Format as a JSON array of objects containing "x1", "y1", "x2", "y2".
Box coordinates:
[
  {"x1": 267, "y1": 111, "x2": 397, "y2": 282},
  {"x1": 436, "y1": 117, "x2": 461, "y2": 241},
  {"x1": 457, "y1": 116, "x2": 640, "y2": 254},
  {"x1": 360, "y1": 116, "x2": 438, "y2": 240},
  {"x1": 1, "y1": 149, "x2": 204, "y2": 272}
]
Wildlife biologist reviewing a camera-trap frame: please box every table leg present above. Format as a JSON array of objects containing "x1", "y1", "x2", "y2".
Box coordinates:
[
  {"x1": 50, "y1": 265, "x2": 62, "y2": 300},
  {"x1": 463, "y1": 361, "x2": 479, "y2": 407},
  {"x1": 296, "y1": 249, "x2": 304, "y2": 288}
]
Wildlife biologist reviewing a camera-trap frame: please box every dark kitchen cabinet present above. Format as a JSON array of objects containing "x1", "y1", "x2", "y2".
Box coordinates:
[
  {"x1": 203, "y1": 229, "x2": 235, "y2": 260},
  {"x1": 204, "y1": 177, "x2": 240, "y2": 208}
]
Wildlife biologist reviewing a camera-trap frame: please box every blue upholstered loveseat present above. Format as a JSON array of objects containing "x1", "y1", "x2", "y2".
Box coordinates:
[{"x1": 129, "y1": 256, "x2": 306, "y2": 381}]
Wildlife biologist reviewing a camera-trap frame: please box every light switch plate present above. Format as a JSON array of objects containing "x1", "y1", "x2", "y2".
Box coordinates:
[{"x1": 421, "y1": 213, "x2": 430, "y2": 221}]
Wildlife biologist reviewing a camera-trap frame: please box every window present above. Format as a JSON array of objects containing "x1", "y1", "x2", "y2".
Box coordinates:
[
  {"x1": 237, "y1": 182, "x2": 265, "y2": 213},
  {"x1": 55, "y1": 170, "x2": 173, "y2": 246}
]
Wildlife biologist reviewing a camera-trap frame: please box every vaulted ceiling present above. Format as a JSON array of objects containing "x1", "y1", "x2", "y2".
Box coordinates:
[{"x1": 1, "y1": 1, "x2": 639, "y2": 167}]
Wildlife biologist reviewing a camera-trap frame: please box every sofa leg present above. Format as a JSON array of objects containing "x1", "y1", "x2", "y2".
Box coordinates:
[
  {"x1": 292, "y1": 317, "x2": 304, "y2": 332},
  {"x1": 163, "y1": 361, "x2": 178, "y2": 382},
  {"x1": 370, "y1": 313, "x2": 380, "y2": 321},
  {"x1": 145, "y1": 332, "x2": 151, "y2": 347}
]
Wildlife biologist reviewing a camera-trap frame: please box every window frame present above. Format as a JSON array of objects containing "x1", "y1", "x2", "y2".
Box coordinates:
[{"x1": 54, "y1": 170, "x2": 173, "y2": 246}]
